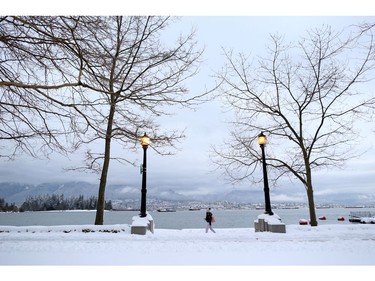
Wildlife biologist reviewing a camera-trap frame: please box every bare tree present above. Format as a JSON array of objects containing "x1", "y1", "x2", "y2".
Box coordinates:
[
  {"x1": 0, "y1": 16, "x2": 83, "y2": 159},
  {"x1": 59, "y1": 16, "x2": 204, "y2": 224},
  {"x1": 213, "y1": 24, "x2": 375, "y2": 226},
  {"x1": 1, "y1": 16, "x2": 206, "y2": 225}
]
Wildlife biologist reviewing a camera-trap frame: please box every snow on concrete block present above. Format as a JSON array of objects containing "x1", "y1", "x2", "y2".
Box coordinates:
[
  {"x1": 131, "y1": 217, "x2": 148, "y2": 235},
  {"x1": 131, "y1": 217, "x2": 149, "y2": 227},
  {"x1": 131, "y1": 213, "x2": 155, "y2": 235},
  {"x1": 257, "y1": 213, "x2": 282, "y2": 223},
  {"x1": 255, "y1": 213, "x2": 286, "y2": 233}
]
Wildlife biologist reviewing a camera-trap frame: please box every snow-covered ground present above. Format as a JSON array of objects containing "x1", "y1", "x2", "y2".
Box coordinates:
[{"x1": 1, "y1": 223, "x2": 375, "y2": 279}]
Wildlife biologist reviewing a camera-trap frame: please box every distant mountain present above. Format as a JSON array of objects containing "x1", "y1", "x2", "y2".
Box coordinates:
[
  {"x1": 0, "y1": 181, "x2": 192, "y2": 205},
  {"x1": 0, "y1": 181, "x2": 254, "y2": 205},
  {"x1": 152, "y1": 189, "x2": 188, "y2": 201},
  {"x1": 313, "y1": 192, "x2": 375, "y2": 206},
  {"x1": 0, "y1": 182, "x2": 116, "y2": 205},
  {"x1": 0, "y1": 181, "x2": 374, "y2": 206},
  {"x1": 216, "y1": 189, "x2": 265, "y2": 203}
]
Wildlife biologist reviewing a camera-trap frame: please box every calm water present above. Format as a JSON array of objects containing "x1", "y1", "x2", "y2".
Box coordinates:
[{"x1": 1, "y1": 207, "x2": 373, "y2": 229}]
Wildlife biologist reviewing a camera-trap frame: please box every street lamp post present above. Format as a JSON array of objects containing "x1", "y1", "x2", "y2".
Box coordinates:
[
  {"x1": 258, "y1": 132, "x2": 273, "y2": 215},
  {"x1": 140, "y1": 133, "x2": 150, "y2": 218}
]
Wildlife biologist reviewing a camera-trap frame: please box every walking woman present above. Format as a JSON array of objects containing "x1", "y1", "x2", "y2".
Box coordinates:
[{"x1": 205, "y1": 208, "x2": 216, "y2": 233}]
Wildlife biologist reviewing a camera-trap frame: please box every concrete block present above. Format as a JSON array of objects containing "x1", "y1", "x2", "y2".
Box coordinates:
[
  {"x1": 148, "y1": 219, "x2": 154, "y2": 233},
  {"x1": 258, "y1": 218, "x2": 266, "y2": 232},
  {"x1": 131, "y1": 213, "x2": 155, "y2": 235},
  {"x1": 131, "y1": 226, "x2": 147, "y2": 235},
  {"x1": 254, "y1": 221, "x2": 260, "y2": 232},
  {"x1": 268, "y1": 223, "x2": 286, "y2": 233},
  {"x1": 254, "y1": 214, "x2": 286, "y2": 233}
]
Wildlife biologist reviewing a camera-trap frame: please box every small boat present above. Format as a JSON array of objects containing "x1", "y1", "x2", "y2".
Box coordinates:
[
  {"x1": 157, "y1": 208, "x2": 176, "y2": 212},
  {"x1": 299, "y1": 219, "x2": 308, "y2": 225},
  {"x1": 112, "y1": 208, "x2": 138, "y2": 211},
  {"x1": 337, "y1": 217, "x2": 345, "y2": 221},
  {"x1": 318, "y1": 216, "x2": 327, "y2": 220},
  {"x1": 349, "y1": 211, "x2": 375, "y2": 223},
  {"x1": 349, "y1": 217, "x2": 362, "y2": 223},
  {"x1": 360, "y1": 217, "x2": 375, "y2": 224},
  {"x1": 188, "y1": 208, "x2": 201, "y2": 211}
]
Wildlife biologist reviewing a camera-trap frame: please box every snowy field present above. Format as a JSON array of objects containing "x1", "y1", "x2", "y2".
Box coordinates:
[{"x1": 1, "y1": 223, "x2": 375, "y2": 280}]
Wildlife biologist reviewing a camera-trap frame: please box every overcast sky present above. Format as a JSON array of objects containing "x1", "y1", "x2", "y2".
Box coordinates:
[{"x1": 1, "y1": 4, "x2": 375, "y2": 202}]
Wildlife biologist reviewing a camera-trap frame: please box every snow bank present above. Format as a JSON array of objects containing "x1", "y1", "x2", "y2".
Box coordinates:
[
  {"x1": 1, "y1": 223, "x2": 375, "y2": 280},
  {"x1": 256, "y1": 213, "x2": 283, "y2": 224},
  {"x1": 0, "y1": 224, "x2": 129, "y2": 233},
  {"x1": 1, "y1": 223, "x2": 375, "y2": 266}
]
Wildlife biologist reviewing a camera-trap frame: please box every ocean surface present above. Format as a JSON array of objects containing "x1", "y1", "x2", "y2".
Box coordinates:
[{"x1": 1, "y1": 207, "x2": 374, "y2": 229}]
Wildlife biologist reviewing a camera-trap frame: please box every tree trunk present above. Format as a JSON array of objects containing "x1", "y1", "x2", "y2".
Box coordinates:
[
  {"x1": 306, "y1": 185, "x2": 317, "y2": 226},
  {"x1": 94, "y1": 103, "x2": 116, "y2": 225},
  {"x1": 305, "y1": 166, "x2": 318, "y2": 226}
]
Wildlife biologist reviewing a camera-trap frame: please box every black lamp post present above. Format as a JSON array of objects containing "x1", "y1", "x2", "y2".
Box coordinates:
[
  {"x1": 258, "y1": 132, "x2": 273, "y2": 215},
  {"x1": 140, "y1": 133, "x2": 150, "y2": 218}
]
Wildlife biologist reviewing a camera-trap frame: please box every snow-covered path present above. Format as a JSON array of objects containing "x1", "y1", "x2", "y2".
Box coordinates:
[{"x1": 1, "y1": 224, "x2": 375, "y2": 266}]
